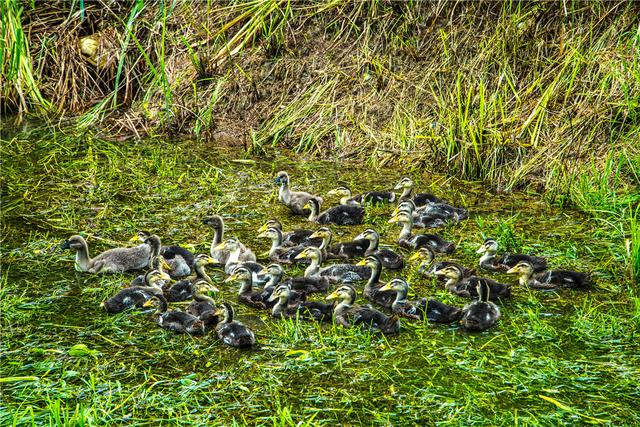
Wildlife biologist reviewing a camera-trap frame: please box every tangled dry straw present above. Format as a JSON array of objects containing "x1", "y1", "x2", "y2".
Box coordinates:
[{"x1": 1, "y1": 0, "x2": 639, "y2": 209}]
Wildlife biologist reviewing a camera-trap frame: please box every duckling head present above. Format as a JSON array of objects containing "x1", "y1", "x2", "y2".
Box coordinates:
[
  {"x1": 145, "y1": 269, "x2": 172, "y2": 286},
  {"x1": 275, "y1": 171, "x2": 289, "y2": 184},
  {"x1": 61, "y1": 235, "x2": 86, "y2": 250},
  {"x1": 434, "y1": 264, "x2": 463, "y2": 280},
  {"x1": 215, "y1": 238, "x2": 239, "y2": 252},
  {"x1": 355, "y1": 228, "x2": 378, "y2": 242},
  {"x1": 192, "y1": 278, "x2": 220, "y2": 295},
  {"x1": 388, "y1": 210, "x2": 412, "y2": 224},
  {"x1": 294, "y1": 246, "x2": 321, "y2": 260},
  {"x1": 326, "y1": 284, "x2": 357, "y2": 304},
  {"x1": 194, "y1": 254, "x2": 217, "y2": 267},
  {"x1": 356, "y1": 254, "x2": 381, "y2": 268},
  {"x1": 260, "y1": 263, "x2": 284, "y2": 277},
  {"x1": 408, "y1": 247, "x2": 435, "y2": 263},
  {"x1": 310, "y1": 227, "x2": 331, "y2": 240},
  {"x1": 257, "y1": 227, "x2": 281, "y2": 241},
  {"x1": 378, "y1": 278, "x2": 408, "y2": 293},
  {"x1": 477, "y1": 238, "x2": 498, "y2": 254},
  {"x1": 258, "y1": 218, "x2": 282, "y2": 234},
  {"x1": 506, "y1": 261, "x2": 533, "y2": 276},
  {"x1": 267, "y1": 284, "x2": 291, "y2": 302},
  {"x1": 213, "y1": 301, "x2": 234, "y2": 323},
  {"x1": 393, "y1": 177, "x2": 413, "y2": 191},
  {"x1": 303, "y1": 198, "x2": 321, "y2": 212},
  {"x1": 224, "y1": 266, "x2": 252, "y2": 283},
  {"x1": 327, "y1": 186, "x2": 352, "y2": 197},
  {"x1": 202, "y1": 215, "x2": 224, "y2": 229},
  {"x1": 393, "y1": 200, "x2": 416, "y2": 216}
]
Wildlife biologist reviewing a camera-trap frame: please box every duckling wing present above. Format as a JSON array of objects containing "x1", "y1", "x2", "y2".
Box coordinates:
[
  {"x1": 297, "y1": 302, "x2": 333, "y2": 322},
  {"x1": 459, "y1": 277, "x2": 510, "y2": 301},
  {"x1": 498, "y1": 254, "x2": 547, "y2": 272},
  {"x1": 162, "y1": 245, "x2": 195, "y2": 267},
  {"x1": 351, "y1": 307, "x2": 400, "y2": 334},
  {"x1": 283, "y1": 229, "x2": 318, "y2": 246},
  {"x1": 372, "y1": 248, "x2": 403, "y2": 270},
  {"x1": 425, "y1": 299, "x2": 462, "y2": 323},
  {"x1": 282, "y1": 276, "x2": 329, "y2": 294},
  {"x1": 413, "y1": 193, "x2": 446, "y2": 206},
  {"x1": 408, "y1": 234, "x2": 456, "y2": 254},
  {"x1": 93, "y1": 244, "x2": 151, "y2": 273},
  {"x1": 540, "y1": 270, "x2": 590, "y2": 289},
  {"x1": 319, "y1": 264, "x2": 371, "y2": 283},
  {"x1": 361, "y1": 191, "x2": 394, "y2": 204},
  {"x1": 164, "y1": 280, "x2": 193, "y2": 302},
  {"x1": 328, "y1": 239, "x2": 369, "y2": 259},
  {"x1": 216, "y1": 322, "x2": 256, "y2": 348},
  {"x1": 318, "y1": 205, "x2": 364, "y2": 226}
]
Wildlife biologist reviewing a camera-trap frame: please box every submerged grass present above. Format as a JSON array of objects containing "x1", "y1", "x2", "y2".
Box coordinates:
[{"x1": 1, "y1": 129, "x2": 638, "y2": 425}]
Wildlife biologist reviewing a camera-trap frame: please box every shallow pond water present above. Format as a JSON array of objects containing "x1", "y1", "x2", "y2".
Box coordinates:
[{"x1": 1, "y1": 129, "x2": 638, "y2": 425}]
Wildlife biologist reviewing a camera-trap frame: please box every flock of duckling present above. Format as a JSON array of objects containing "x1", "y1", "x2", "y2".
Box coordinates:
[{"x1": 61, "y1": 173, "x2": 590, "y2": 348}]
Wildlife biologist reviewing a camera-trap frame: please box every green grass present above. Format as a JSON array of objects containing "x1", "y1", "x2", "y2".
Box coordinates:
[{"x1": 1, "y1": 129, "x2": 638, "y2": 425}]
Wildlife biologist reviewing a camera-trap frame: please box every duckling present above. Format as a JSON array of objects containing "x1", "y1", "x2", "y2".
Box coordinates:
[
  {"x1": 377, "y1": 279, "x2": 463, "y2": 323},
  {"x1": 435, "y1": 264, "x2": 511, "y2": 301},
  {"x1": 257, "y1": 264, "x2": 307, "y2": 306},
  {"x1": 304, "y1": 198, "x2": 364, "y2": 226},
  {"x1": 101, "y1": 270, "x2": 171, "y2": 314},
  {"x1": 186, "y1": 279, "x2": 220, "y2": 328},
  {"x1": 129, "y1": 255, "x2": 172, "y2": 287},
  {"x1": 257, "y1": 218, "x2": 320, "y2": 247},
  {"x1": 213, "y1": 302, "x2": 256, "y2": 348},
  {"x1": 477, "y1": 239, "x2": 547, "y2": 272},
  {"x1": 461, "y1": 280, "x2": 501, "y2": 331},
  {"x1": 275, "y1": 171, "x2": 323, "y2": 215},
  {"x1": 295, "y1": 247, "x2": 371, "y2": 283},
  {"x1": 61, "y1": 234, "x2": 158, "y2": 274},
  {"x1": 354, "y1": 229, "x2": 404, "y2": 270},
  {"x1": 311, "y1": 227, "x2": 368, "y2": 260},
  {"x1": 163, "y1": 254, "x2": 217, "y2": 302},
  {"x1": 506, "y1": 261, "x2": 590, "y2": 290},
  {"x1": 407, "y1": 248, "x2": 474, "y2": 279},
  {"x1": 395, "y1": 199, "x2": 466, "y2": 228},
  {"x1": 268, "y1": 284, "x2": 333, "y2": 321},
  {"x1": 326, "y1": 284, "x2": 400, "y2": 334},
  {"x1": 388, "y1": 211, "x2": 456, "y2": 253},
  {"x1": 136, "y1": 230, "x2": 195, "y2": 278},
  {"x1": 327, "y1": 185, "x2": 395, "y2": 206},
  {"x1": 146, "y1": 297, "x2": 206, "y2": 335},
  {"x1": 355, "y1": 255, "x2": 395, "y2": 308},
  {"x1": 215, "y1": 239, "x2": 267, "y2": 284},
  {"x1": 225, "y1": 266, "x2": 269, "y2": 309},
  {"x1": 203, "y1": 215, "x2": 256, "y2": 263},
  {"x1": 394, "y1": 177, "x2": 445, "y2": 206},
  {"x1": 258, "y1": 227, "x2": 305, "y2": 264}
]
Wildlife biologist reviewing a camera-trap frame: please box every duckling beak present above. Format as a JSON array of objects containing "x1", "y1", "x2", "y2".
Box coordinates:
[
  {"x1": 309, "y1": 231, "x2": 322, "y2": 239},
  {"x1": 388, "y1": 215, "x2": 399, "y2": 224},
  {"x1": 326, "y1": 291, "x2": 340, "y2": 300},
  {"x1": 129, "y1": 234, "x2": 142, "y2": 243},
  {"x1": 506, "y1": 266, "x2": 518, "y2": 274},
  {"x1": 274, "y1": 177, "x2": 281, "y2": 184},
  {"x1": 327, "y1": 189, "x2": 338, "y2": 196},
  {"x1": 160, "y1": 272, "x2": 172, "y2": 282},
  {"x1": 258, "y1": 267, "x2": 269, "y2": 275},
  {"x1": 476, "y1": 245, "x2": 486, "y2": 254},
  {"x1": 355, "y1": 259, "x2": 367, "y2": 267},
  {"x1": 267, "y1": 292, "x2": 279, "y2": 302},
  {"x1": 407, "y1": 252, "x2": 422, "y2": 262},
  {"x1": 378, "y1": 283, "x2": 393, "y2": 292},
  {"x1": 142, "y1": 299, "x2": 155, "y2": 308},
  {"x1": 393, "y1": 183, "x2": 403, "y2": 190},
  {"x1": 204, "y1": 256, "x2": 217, "y2": 265},
  {"x1": 224, "y1": 274, "x2": 237, "y2": 283},
  {"x1": 433, "y1": 269, "x2": 447, "y2": 277},
  {"x1": 61, "y1": 240, "x2": 71, "y2": 250},
  {"x1": 303, "y1": 202, "x2": 311, "y2": 210},
  {"x1": 214, "y1": 242, "x2": 227, "y2": 251},
  {"x1": 207, "y1": 285, "x2": 220, "y2": 293},
  {"x1": 257, "y1": 224, "x2": 268, "y2": 233},
  {"x1": 257, "y1": 231, "x2": 268, "y2": 238},
  {"x1": 354, "y1": 232, "x2": 367, "y2": 240},
  {"x1": 161, "y1": 259, "x2": 172, "y2": 270},
  {"x1": 294, "y1": 251, "x2": 308, "y2": 260}
]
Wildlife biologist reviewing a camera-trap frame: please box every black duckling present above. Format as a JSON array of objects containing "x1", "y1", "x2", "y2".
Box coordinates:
[
  {"x1": 130, "y1": 255, "x2": 172, "y2": 287},
  {"x1": 275, "y1": 171, "x2": 323, "y2": 216},
  {"x1": 295, "y1": 247, "x2": 371, "y2": 283},
  {"x1": 101, "y1": 270, "x2": 170, "y2": 314},
  {"x1": 395, "y1": 199, "x2": 466, "y2": 228},
  {"x1": 394, "y1": 177, "x2": 445, "y2": 206},
  {"x1": 268, "y1": 284, "x2": 332, "y2": 321},
  {"x1": 61, "y1": 234, "x2": 159, "y2": 274},
  {"x1": 186, "y1": 279, "x2": 220, "y2": 329},
  {"x1": 136, "y1": 230, "x2": 195, "y2": 278},
  {"x1": 213, "y1": 302, "x2": 256, "y2": 348},
  {"x1": 225, "y1": 266, "x2": 269, "y2": 309},
  {"x1": 326, "y1": 284, "x2": 400, "y2": 335},
  {"x1": 146, "y1": 297, "x2": 206, "y2": 335},
  {"x1": 163, "y1": 254, "x2": 217, "y2": 302},
  {"x1": 215, "y1": 239, "x2": 267, "y2": 284},
  {"x1": 258, "y1": 218, "x2": 321, "y2": 247},
  {"x1": 407, "y1": 248, "x2": 474, "y2": 279},
  {"x1": 258, "y1": 227, "x2": 305, "y2": 264},
  {"x1": 435, "y1": 264, "x2": 511, "y2": 301},
  {"x1": 327, "y1": 185, "x2": 396, "y2": 206},
  {"x1": 461, "y1": 280, "x2": 501, "y2": 331},
  {"x1": 311, "y1": 227, "x2": 368, "y2": 260},
  {"x1": 389, "y1": 211, "x2": 456, "y2": 254},
  {"x1": 203, "y1": 215, "x2": 256, "y2": 263},
  {"x1": 257, "y1": 264, "x2": 307, "y2": 307},
  {"x1": 304, "y1": 198, "x2": 364, "y2": 226},
  {"x1": 355, "y1": 255, "x2": 395, "y2": 308},
  {"x1": 354, "y1": 229, "x2": 404, "y2": 270},
  {"x1": 477, "y1": 239, "x2": 547, "y2": 272},
  {"x1": 507, "y1": 261, "x2": 590, "y2": 290}
]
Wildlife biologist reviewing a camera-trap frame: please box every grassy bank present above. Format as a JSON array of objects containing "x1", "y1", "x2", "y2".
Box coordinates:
[{"x1": 1, "y1": 1, "x2": 638, "y2": 212}]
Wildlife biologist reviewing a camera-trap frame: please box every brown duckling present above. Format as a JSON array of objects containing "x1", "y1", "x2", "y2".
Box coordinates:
[
  {"x1": 408, "y1": 248, "x2": 474, "y2": 279},
  {"x1": 355, "y1": 255, "x2": 395, "y2": 308},
  {"x1": 326, "y1": 284, "x2": 400, "y2": 335},
  {"x1": 304, "y1": 198, "x2": 364, "y2": 226},
  {"x1": 203, "y1": 215, "x2": 256, "y2": 263},
  {"x1": 477, "y1": 238, "x2": 547, "y2": 272},
  {"x1": 163, "y1": 254, "x2": 217, "y2": 302},
  {"x1": 215, "y1": 239, "x2": 267, "y2": 284},
  {"x1": 61, "y1": 234, "x2": 159, "y2": 274},
  {"x1": 354, "y1": 229, "x2": 403, "y2": 270},
  {"x1": 225, "y1": 266, "x2": 269, "y2": 309},
  {"x1": 257, "y1": 264, "x2": 307, "y2": 307},
  {"x1": 101, "y1": 270, "x2": 170, "y2": 314},
  {"x1": 135, "y1": 230, "x2": 195, "y2": 277},
  {"x1": 389, "y1": 211, "x2": 455, "y2": 253},
  {"x1": 129, "y1": 255, "x2": 172, "y2": 287},
  {"x1": 268, "y1": 284, "x2": 333, "y2": 321},
  {"x1": 258, "y1": 226, "x2": 305, "y2": 264},
  {"x1": 461, "y1": 280, "x2": 501, "y2": 331},
  {"x1": 378, "y1": 278, "x2": 462, "y2": 323},
  {"x1": 186, "y1": 279, "x2": 220, "y2": 329},
  {"x1": 506, "y1": 261, "x2": 590, "y2": 290},
  {"x1": 394, "y1": 177, "x2": 445, "y2": 206},
  {"x1": 295, "y1": 246, "x2": 371, "y2": 283},
  {"x1": 146, "y1": 297, "x2": 206, "y2": 335},
  {"x1": 275, "y1": 171, "x2": 323, "y2": 215},
  {"x1": 327, "y1": 185, "x2": 395, "y2": 206},
  {"x1": 213, "y1": 302, "x2": 256, "y2": 348},
  {"x1": 311, "y1": 227, "x2": 368, "y2": 260},
  {"x1": 257, "y1": 218, "x2": 321, "y2": 247},
  {"x1": 434, "y1": 264, "x2": 511, "y2": 301}
]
